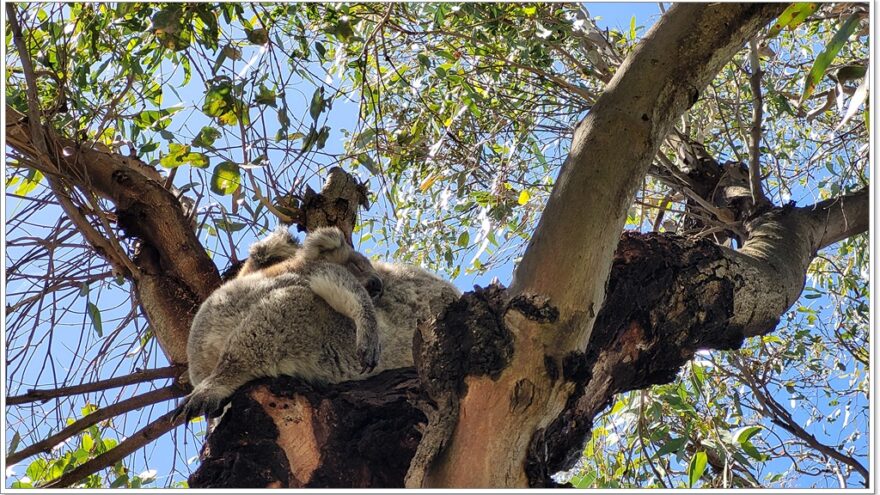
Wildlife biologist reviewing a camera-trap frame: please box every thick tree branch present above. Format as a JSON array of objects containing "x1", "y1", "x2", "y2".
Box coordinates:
[
  {"x1": 806, "y1": 187, "x2": 870, "y2": 250},
  {"x1": 7, "y1": 385, "x2": 185, "y2": 466},
  {"x1": 510, "y1": 3, "x2": 784, "y2": 318},
  {"x1": 6, "y1": 366, "x2": 182, "y2": 405},
  {"x1": 413, "y1": 4, "x2": 786, "y2": 487},
  {"x1": 189, "y1": 187, "x2": 868, "y2": 488}
]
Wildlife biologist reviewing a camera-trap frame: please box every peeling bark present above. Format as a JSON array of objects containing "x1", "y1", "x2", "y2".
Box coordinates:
[{"x1": 190, "y1": 371, "x2": 424, "y2": 488}]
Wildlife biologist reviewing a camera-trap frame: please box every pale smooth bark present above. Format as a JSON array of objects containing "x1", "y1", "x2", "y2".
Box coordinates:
[{"x1": 415, "y1": 4, "x2": 786, "y2": 487}]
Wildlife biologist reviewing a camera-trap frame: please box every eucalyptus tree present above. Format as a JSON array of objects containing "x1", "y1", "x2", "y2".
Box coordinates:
[{"x1": 4, "y1": 2, "x2": 869, "y2": 488}]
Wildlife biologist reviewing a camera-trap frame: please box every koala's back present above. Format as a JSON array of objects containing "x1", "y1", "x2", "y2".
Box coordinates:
[
  {"x1": 188, "y1": 272, "x2": 310, "y2": 385},
  {"x1": 232, "y1": 284, "x2": 363, "y2": 383},
  {"x1": 370, "y1": 261, "x2": 462, "y2": 371}
]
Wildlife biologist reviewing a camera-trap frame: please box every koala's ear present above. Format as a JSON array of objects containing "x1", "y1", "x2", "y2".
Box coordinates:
[{"x1": 307, "y1": 227, "x2": 345, "y2": 252}]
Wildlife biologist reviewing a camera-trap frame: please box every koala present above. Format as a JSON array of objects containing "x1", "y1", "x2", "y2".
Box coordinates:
[
  {"x1": 237, "y1": 225, "x2": 384, "y2": 298},
  {"x1": 178, "y1": 227, "x2": 384, "y2": 419},
  {"x1": 175, "y1": 227, "x2": 460, "y2": 421}
]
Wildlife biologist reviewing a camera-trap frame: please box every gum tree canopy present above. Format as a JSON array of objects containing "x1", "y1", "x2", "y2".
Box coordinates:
[{"x1": 4, "y1": 3, "x2": 870, "y2": 489}]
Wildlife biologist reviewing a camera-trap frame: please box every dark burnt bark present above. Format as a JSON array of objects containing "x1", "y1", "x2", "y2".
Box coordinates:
[{"x1": 190, "y1": 371, "x2": 424, "y2": 488}]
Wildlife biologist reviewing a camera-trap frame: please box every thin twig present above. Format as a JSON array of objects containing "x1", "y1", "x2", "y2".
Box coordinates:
[
  {"x1": 747, "y1": 39, "x2": 768, "y2": 206},
  {"x1": 7, "y1": 4, "x2": 54, "y2": 169},
  {"x1": 41, "y1": 408, "x2": 187, "y2": 488},
  {"x1": 7, "y1": 366, "x2": 182, "y2": 405},
  {"x1": 7, "y1": 385, "x2": 185, "y2": 466}
]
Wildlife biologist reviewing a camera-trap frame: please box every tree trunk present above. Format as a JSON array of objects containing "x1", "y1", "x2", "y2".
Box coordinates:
[{"x1": 414, "y1": 3, "x2": 786, "y2": 486}]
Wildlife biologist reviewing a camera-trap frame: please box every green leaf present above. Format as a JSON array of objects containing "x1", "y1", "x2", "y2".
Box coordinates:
[
  {"x1": 134, "y1": 106, "x2": 181, "y2": 131},
  {"x1": 315, "y1": 125, "x2": 330, "y2": 150},
  {"x1": 87, "y1": 302, "x2": 103, "y2": 337},
  {"x1": 192, "y1": 126, "x2": 221, "y2": 148},
  {"x1": 800, "y1": 14, "x2": 861, "y2": 104},
  {"x1": 354, "y1": 128, "x2": 376, "y2": 148},
  {"x1": 300, "y1": 126, "x2": 318, "y2": 153},
  {"x1": 246, "y1": 27, "x2": 269, "y2": 45},
  {"x1": 27, "y1": 458, "x2": 49, "y2": 483},
  {"x1": 457, "y1": 231, "x2": 470, "y2": 248},
  {"x1": 210, "y1": 161, "x2": 241, "y2": 195},
  {"x1": 255, "y1": 85, "x2": 277, "y2": 107},
  {"x1": 309, "y1": 86, "x2": 325, "y2": 121},
  {"x1": 81, "y1": 432, "x2": 94, "y2": 452},
  {"x1": 9, "y1": 431, "x2": 21, "y2": 454},
  {"x1": 767, "y1": 3, "x2": 819, "y2": 38},
  {"x1": 655, "y1": 436, "x2": 686, "y2": 456},
  {"x1": 160, "y1": 144, "x2": 209, "y2": 169},
  {"x1": 214, "y1": 219, "x2": 246, "y2": 232},
  {"x1": 571, "y1": 471, "x2": 596, "y2": 488},
  {"x1": 687, "y1": 451, "x2": 708, "y2": 487},
  {"x1": 629, "y1": 16, "x2": 637, "y2": 40},
  {"x1": 735, "y1": 426, "x2": 762, "y2": 444},
  {"x1": 110, "y1": 474, "x2": 129, "y2": 488},
  {"x1": 13, "y1": 169, "x2": 44, "y2": 196},
  {"x1": 742, "y1": 441, "x2": 769, "y2": 461}
]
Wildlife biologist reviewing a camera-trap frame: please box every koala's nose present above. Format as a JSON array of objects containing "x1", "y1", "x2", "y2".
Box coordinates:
[{"x1": 366, "y1": 276, "x2": 383, "y2": 299}]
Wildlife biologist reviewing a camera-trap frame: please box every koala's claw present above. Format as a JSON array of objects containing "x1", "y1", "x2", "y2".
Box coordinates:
[
  {"x1": 172, "y1": 387, "x2": 228, "y2": 424},
  {"x1": 356, "y1": 337, "x2": 380, "y2": 374}
]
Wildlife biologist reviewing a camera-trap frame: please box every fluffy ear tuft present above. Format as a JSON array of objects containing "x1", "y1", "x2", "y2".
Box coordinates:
[
  {"x1": 248, "y1": 226, "x2": 299, "y2": 266},
  {"x1": 302, "y1": 227, "x2": 346, "y2": 254}
]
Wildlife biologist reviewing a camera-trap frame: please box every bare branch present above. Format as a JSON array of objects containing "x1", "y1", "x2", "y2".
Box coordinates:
[
  {"x1": 747, "y1": 39, "x2": 768, "y2": 206},
  {"x1": 7, "y1": 366, "x2": 182, "y2": 405},
  {"x1": 735, "y1": 360, "x2": 868, "y2": 485},
  {"x1": 41, "y1": 409, "x2": 187, "y2": 488},
  {"x1": 7, "y1": 385, "x2": 185, "y2": 466}
]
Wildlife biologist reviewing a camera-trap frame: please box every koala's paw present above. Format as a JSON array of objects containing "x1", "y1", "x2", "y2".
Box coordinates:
[
  {"x1": 171, "y1": 385, "x2": 230, "y2": 424},
  {"x1": 356, "y1": 322, "x2": 381, "y2": 374}
]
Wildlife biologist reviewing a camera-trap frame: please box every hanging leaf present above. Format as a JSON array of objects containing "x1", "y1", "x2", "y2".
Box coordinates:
[
  {"x1": 192, "y1": 126, "x2": 221, "y2": 148},
  {"x1": 800, "y1": 14, "x2": 861, "y2": 104},
  {"x1": 315, "y1": 125, "x2": 330, "y2": 149},
  {"x1": 8, "y1": 431, "x2": 21, "y2": 455},
  {"x1": 517, "y1": 189, "x2": 531, "y2": 205},
  {"x1": 309, "y1": 86, "x2": 325, "y2": 121},
  {"x1": 255, "y1": 85, "x2": 277, "y2": 107},
  {"x1": 13, "y1": 169, "x2": 44, "y2": 196},
  {"x1": 87, "y1": 302, "x2": 103, "y2": 337},
  {"x1": 767, "y1": 3, "x2": 819, "y2": 38},
  {"x1": 837, "y1": 70, "x2": 869, "y2": 130},
  {"x1": 245, "y1": 27, "x2": 269, "y2": 45},
  {"x1": 655, "y1": 436, "x2": 687, "y2": 456},
  {"x1": 210, "y1": 161, "x2": 241, "y2": 195},
  {"x1": 687, "y1": 451, "x2": 707, "y2": 488},
  {"x1": 419, "y1": 174, "x2": 441, "y2": 192}
]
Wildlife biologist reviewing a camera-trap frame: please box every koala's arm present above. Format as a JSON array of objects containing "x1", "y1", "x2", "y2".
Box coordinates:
[{"x1": 308, "y1": 262, "x2": 380, "y2": 372}]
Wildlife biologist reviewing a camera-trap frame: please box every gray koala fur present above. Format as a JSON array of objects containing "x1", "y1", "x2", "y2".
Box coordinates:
[
  {"x1": 177, "y1": 226, "x2": 460, "y2": 420},
  {"x1": 178, "y1": 226, "x2": 383, "y2": 419}
]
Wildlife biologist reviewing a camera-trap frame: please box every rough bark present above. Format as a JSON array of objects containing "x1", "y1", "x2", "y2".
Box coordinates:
[
  {"x1": 190, "y1": 371, "x2": 424, "y2": 488},
  {"x1": 419, "y1": 4, "x2": 786, "y2": 487},
  {"x1": 190, "y1": 188, "x2": 867, "y2": 488}
]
